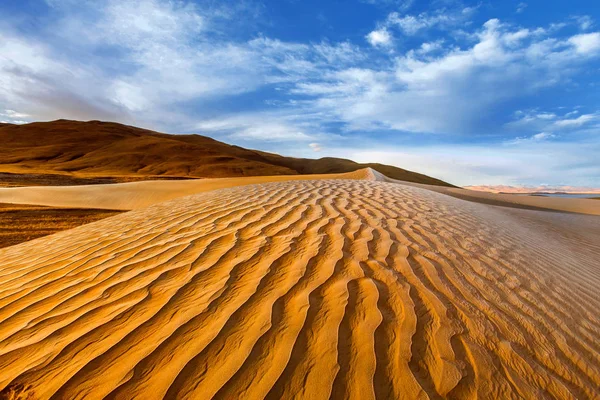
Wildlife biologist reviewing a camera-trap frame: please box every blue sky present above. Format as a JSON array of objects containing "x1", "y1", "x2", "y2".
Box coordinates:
[{"x1": 1, "y1": 0, "x2": 599, "y2": 187}]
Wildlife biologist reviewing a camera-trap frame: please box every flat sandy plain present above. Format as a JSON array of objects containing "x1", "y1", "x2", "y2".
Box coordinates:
[{"x1": 0, "y1": 169, "x2": 599, "y2": 399}]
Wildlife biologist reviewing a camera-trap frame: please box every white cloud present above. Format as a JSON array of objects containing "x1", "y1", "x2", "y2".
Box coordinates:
[
  {"x1": 0, "y1": 0, "x2": 365, "y2": 130},
  {"x1": 3, "y1": 0, "x2": 599, "y2": 141},
  {"x1": 516, "y1": 3, "x2": 527, "y2": 14},
  {"x1": 313, "y1": 41, "x2": 364, "y2": 64},
  {"x1": 506, "y1": 109, "x2": 600, "y2": 141},
  {"x1": 366, "y1": 28, "x2": 393, "y2": 47},
  {"x1": 99, "y1": 0, "x2": 204, "y2": 45},
  {"x1": 90, "y1": 1, "x2": 266, "y2": 107},
  {"x1": 0, "y1": 109, "x2": 30, "y2": 120},
  {"x1": 536, "y1": 113, "x2": 557, "y2": 120},
  {"x1": 508, "y1": 132, "x2": 555, "y2": 144},
  {"x1": 417, "y1": 40, "x2": 444, "y2": 54},
  {"x1": 195, "y1": 111, "x2": 340, "y2": 143},
  {"x1": 0, "y1": 108, "x2": 30, "y2": 125},
  {"x1": 292, "y1": 20, "x2": 600, "y2": 135},
  {"x1": 568, "y1": 32, "x2": 600, "y2": 54},
  {"x1": 309, "y1": 143, "x2": 323, "y2": 152},
  {"x1": 388, "y1": 14, "x2": 428, "y2": 35},
  {"x1": 532, "y1": 132, "x2": 554, "y2": 140},
  {"x1": 360, "y1": 0, "x2": 413, "y2": 10},
  {"x1": 1, "y1": 1, "x2": 263, "y2": 126},
  {"x1": 228, "y1": 124, "x2": 314, "y2": 141},
  {"x1": 574, "y1": 15, "x2": 594, "y2": 31},
  {"x1": 553, "y1": 113, "x2": 598, "y2": 128},
  {"x1": 0, "y1": 30, "x2": 131, "y2": 122},
  {"x1": 385, "y1": 7, "x2": 476, "y2": 36}
]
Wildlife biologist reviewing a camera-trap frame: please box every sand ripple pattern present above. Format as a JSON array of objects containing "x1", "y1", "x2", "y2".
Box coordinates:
[{"x1": 0, "y1": 180, "x2": 599, "y2": 399}]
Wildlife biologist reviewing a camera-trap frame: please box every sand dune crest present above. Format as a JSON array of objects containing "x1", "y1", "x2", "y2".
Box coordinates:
[{"x1": 0, "y1": 169, "x2": 381, "y2": 211}]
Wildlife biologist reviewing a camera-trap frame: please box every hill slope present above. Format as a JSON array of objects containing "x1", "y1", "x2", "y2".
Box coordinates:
[{"x1": 0, "y1": 120, "x2": 452, "y2": 186}]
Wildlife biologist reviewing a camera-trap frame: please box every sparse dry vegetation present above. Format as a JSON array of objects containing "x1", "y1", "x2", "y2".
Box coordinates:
[
  {"x1": 0, "y1": 172, "x2": 197, "y2": 188},
  {"x1": 0, "y1": 203, "x2": 122, "y2": 248}
]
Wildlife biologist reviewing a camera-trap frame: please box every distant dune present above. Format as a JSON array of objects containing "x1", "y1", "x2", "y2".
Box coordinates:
[
  {"x1": 0, "y1": 169, "x2": 378, "y2": 210},
  {"x1": 1, "y1": 168, "x2": 599, "y2": 216},
  {"x1": 0, "y1": 172, "x2": 599, "y2": 399},
  {"x1": 402, "y1": 180, "x2": 600, "y2": 216},
  {"x1": 465, "y1": 184, "x2": 600, "y2": 195},
  {"x1": 0, "y1": 120, "x2": 451, "y2": 187}
]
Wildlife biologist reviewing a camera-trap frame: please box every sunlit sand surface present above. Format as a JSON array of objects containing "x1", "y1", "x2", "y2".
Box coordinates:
[
  {"x1": 0, "y1": 169, "x2": 375, "y2": 211},
  {"x1": 0, "y1": 172, "x2": 599, "y2": 399}
]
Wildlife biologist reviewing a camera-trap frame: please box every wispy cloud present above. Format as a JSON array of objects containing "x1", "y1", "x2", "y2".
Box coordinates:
[
  {"x1": 0, "y1": 109, "x2": 30, "y2": 124},
  {"x1": 360, "y1": 0, "x2": 414, "y2": 10},
  {"x1": 573, "y1": 15, "x2": 594, "y2": 31},
  {"x1": 194, "y1": 110, "x2": 343, "y2": 144},
  {"x1": 384, "y1": 6, "x2": 477, "y2": 36},
  {"x1": 507, "y1": 132, "x2": 555, "y2": 145},
  {"x1": 554, "y1": 113, "x2": 599, "y2": 128},
  {"x1": 507, "y1": 109, "x2": 600, "y2": 132},
  {"x1": 309, "y1": 142, "x2": 323, "y2": 152}
]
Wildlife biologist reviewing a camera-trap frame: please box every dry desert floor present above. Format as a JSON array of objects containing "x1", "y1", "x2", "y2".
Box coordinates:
[
  {"x1": 0, "y1": 204, "x2": 122, "y2": 249},
  {"x1": 0, "y1": 170, "x2": 599, "y2": 399}
]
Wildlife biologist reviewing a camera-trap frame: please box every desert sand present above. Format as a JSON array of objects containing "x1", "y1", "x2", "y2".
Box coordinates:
[
  {"x1": 0, "y1": 170, "x2": 599, "y2": 399},
  {"x1": 0, "y1": 170, "x2": 376, "y2": 211},
  {"x1": 1, "y1": 168, "x2": 599, "y2": 216},
  {"x1": 397, "y1": 181, "x2": 600, "y2": 216}
]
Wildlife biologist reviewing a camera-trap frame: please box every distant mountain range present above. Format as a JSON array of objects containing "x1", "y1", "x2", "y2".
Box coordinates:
[
  {"x1": 464, "y1": 185, "x2": 600, "y2": 194},
  {"x1": 0, "y1": 120, "x2": 453, "y2": 187}
]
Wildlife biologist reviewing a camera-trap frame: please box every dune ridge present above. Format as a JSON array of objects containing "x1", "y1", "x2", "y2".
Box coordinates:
[
  {"x1": 0, "y1": 178, "x2": 599, "y2": 399},
  {"x1": 2, "y1": 167, "x2": 599, "y2": 217},
  {"x1": 0, "y1": 169, "x2": 379, "y2": 211}
]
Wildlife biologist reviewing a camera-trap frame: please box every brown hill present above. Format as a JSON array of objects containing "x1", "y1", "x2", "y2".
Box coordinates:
[{"x1": 0, "y1": 120, "x2": 453, "y2": 186}]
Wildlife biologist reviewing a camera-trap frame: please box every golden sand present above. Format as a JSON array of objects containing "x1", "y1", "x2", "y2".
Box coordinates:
[
  {"x1": 0, "y1": 170, "x2": 375, "y2": 211},
  {"x1": 0, "y1": 173, "x2": 599, "y2": 399}
]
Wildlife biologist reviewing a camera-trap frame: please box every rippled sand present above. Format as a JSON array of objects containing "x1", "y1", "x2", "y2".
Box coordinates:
[{"x1": 0, "y1": 177, "x2": 599, "y2": 399}]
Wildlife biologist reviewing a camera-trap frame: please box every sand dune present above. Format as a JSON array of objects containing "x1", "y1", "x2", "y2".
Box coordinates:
[
  {"x1": 434, "y1": 186, "x2": 600, "y2": 216},
  {"x1": 0, "y1": 169, "x2": 377, "y2": 210},
  {"x1": 389, "y1": 179, "x2": 600, "y2": 216},
  {"x1": 1, "y1": 178, "x2": 599, "y2": 399},
  {"x1": 1, "y1": 167, "x2": 599, "y2": 217}
]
